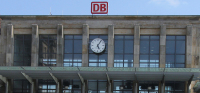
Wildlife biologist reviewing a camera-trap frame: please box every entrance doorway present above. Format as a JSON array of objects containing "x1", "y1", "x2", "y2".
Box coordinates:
[{"x1": 139, "y1": 81, "x2": 159, "y2": 93}]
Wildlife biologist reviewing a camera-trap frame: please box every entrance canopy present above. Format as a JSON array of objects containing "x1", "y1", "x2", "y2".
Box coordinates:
[{"x1": 0, "y1": 67, "x2": 199, "y2": 81}]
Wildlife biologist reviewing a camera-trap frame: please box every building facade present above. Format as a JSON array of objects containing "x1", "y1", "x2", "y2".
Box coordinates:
[{"x1": 0, "y1": 15, "x2": 200, "y2": 93}]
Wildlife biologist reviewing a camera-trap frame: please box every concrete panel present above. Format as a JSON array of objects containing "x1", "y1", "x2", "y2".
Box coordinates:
[
  {"x1": 31, "y1": 24, "x2": 39, "y2": 66},
  {"x1": 14, "y1": 29, "x2": 32, "y2": 34},
  {"x1": 89, "y1": 28, "x2": 108, "y2": 34},
  {"x1": 186, "y1": 25, "x2": 193, "y2": 68},
  {"x1": 6, "y1": 24, "x2": 14, "y2": 66},
  {"x1": 114, "y1": 29, "x2": 134, "y2": 35},
  {"x1": 108, "y1": 25, "x2": 114, "y2": 67},
  {"x1": 39, "y1": 29, "x2": 57, "y2": 34},
  {"x1": 57, "y1": 24, "x2": 64, "y2": 67},
  {"x1": 166, "y1": 29, "x2": 186, "y2": 35},
  {"x1": 134, "y1": 54, "x2": 140, "y2": 67},
  {"x1": 63, "y1": 29, "x2": 82, "y2": 34},
  {"x1": 160, "y1": 55, "x2": 166, "y2": 68},
  {"x1": 134, "y1": 25, "x2": 140, "y2": 68},
  {"x1": 140, "y1": 28, "x2": 160, "y2": 35},
  {"x1": 82, "y1": 24, "x2": 89, "y2": 67}
]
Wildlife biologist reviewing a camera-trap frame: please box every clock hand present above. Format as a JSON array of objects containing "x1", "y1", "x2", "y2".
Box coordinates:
[{"x1": 97, "y1": 40, "x2": 102, "y2": 49}]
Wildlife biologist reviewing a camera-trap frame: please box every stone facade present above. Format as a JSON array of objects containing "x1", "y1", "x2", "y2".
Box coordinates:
[{"x1": 0, "y1": 15, "x2": 200, "y2": 93}]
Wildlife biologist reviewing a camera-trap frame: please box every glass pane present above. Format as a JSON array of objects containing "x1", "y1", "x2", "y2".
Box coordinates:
[
  {"x1": 14, "y1": 40, "x2": 23, "y2": 53},
  {"x1": 166, "y1": 41, "x2": 175, "y2": 54},
  {"x1": 174, "y1": 82, "x2": 185, "y2": 90},
  {"x1": 74, "y1": 54, "x2": 82, "y2": 63},
  {"x1": 99, "y1": 36, "x2": 108, "y2": 39},
  {"x1": 176, "y1": 36, "x2": 185, "y2": 40},
  {"x1": 140, "y1": 41, "x2": 149, "y2": 54},
  {"x1": 141, "y1": 36, "x2": 149, "y2": 40},
  {"x1": 150, "y1": 36, "x2": 159, "y2": 39},
  {"x1": 176, "y1": 55, "x2": 185, "y2": 63},
  {"x1": 114, "y1": 54, "x2": 123, "y2": 63},
  {"x1": 74, "y1": 35, "x2": 82, "y2": 39},
  {"x1": 49, "y1": 40, "x2": 57, "y2": 53},
  {"x1": 98, "y1": 82, "x2": 106, "y2": 91},
  {"x1": 14, "y1": 54, "x2": 23, "y2": 61},
  {"x1": 64, "y1": 54, "x2": 73, "y2": 66},
  {"x1": 125, "y1": 40, "x2": 133, "y2": 53},
  {"x1": 99, "y1": 54, "x2": 107, "y2": 63},
  {"x1": 74, "y1": 40, "x2": 82, "y2": 53},
  {"x1": 140, "y1": 55, "x2": 149, "y2": 63},
  {"x1": 150, "y1": 41, "x2": 159, "y2": 54},
  {"x1": 166, "y1": 36, "x2": 175, "y2": 40},
  {"x1": 115, "y1": 40, "x2": 123, "y2": 53},
  {"x1": 65, "y1": 35, "x2": 73, "y2": 39},
  {"x1": 124, "y1": 55, "x2": 133, "y2": 63},
  {"x1": 150, "y1": 55, "x2": 159, "y2": 63},
  {"x1": 114, "y1": 63, "x2": 123, "y2": 67},
  {"x1": 125, "y1": 36, "x2": 134, "y2": 39},
  {"x1": 113, "y1": 82, "x2": 122, "y2": 90},
  {"x1": 89, "y1": 63, "x2": 98, "y2": 67},
  {"x1": 90, "y1": 35, "x2": 98, "y2": 40},
  {"x1": 14, "y1": 80, "x2": 22, "y2": 89},
  {"x1": 65, "y1": 40, "x2": 73, "y2": 53},
  {"x1": 176, "y1": 41, "x2": 185, "y2": 54},
  {"x1": 115, "y1": 36, "x2": 123, "y2": 39},
  {"x1": 88, "y1": 81, "x2": 97, "y2": 90},
  {"x1": 89, "y1": 54, "x2": 98, "y2": 63},
  {"x1": 175, "y1": 64, "x2": 185, "y2": 68},
  {"x1": 166, "y1": 55, "x2": 175, "y2": 64}
]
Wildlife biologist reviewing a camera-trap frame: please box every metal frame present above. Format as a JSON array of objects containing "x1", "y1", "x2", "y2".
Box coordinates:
[
  {"x1": 114, "y1": 35, "x2": 134, "y2": 67},
  {"x1": 166, "y1": 36, "x2": 186, "y2": 68},
  {"x1": 165, "y1": 81, "x2": 185, "y2": 92},
  {"x1": 113, "y1": 80, "x2": 133, "y2": 93},
  {"x1": 140, "y1": 36, "x2": 160, "y2": 68},
  {"x1": 64, "y1": 35, "x2": 82, "y2": 67},
  {"x1": 39, "y1": 35, "x2": 57, "y2": 66},
  {"x1": 89, "y1": 35, "x2": 108, "y2": 67}
]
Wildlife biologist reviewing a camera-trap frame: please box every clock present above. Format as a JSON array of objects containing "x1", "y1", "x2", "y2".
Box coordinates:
[{"x1": 90, "y1": 38, "x2": 105, "y2": 53}]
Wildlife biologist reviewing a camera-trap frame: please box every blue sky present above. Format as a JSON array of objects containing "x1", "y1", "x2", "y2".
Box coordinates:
[{"x1": 0, "y1": 0, "x2": 200, "y2": 15}]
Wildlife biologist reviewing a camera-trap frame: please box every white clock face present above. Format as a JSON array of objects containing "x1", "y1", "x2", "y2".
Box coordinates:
[{"x1": 90, "y1": 38, "x2": 105, "y2": 53}]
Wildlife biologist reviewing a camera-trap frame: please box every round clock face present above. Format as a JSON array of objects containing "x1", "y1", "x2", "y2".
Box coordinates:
[{"x1": 90, "y1": 38, "x2": 105, "y2": 53}]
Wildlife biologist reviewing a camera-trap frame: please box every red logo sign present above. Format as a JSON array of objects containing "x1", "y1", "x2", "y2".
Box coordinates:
[{"x1": 91, "y1": 2, "x2": 108, "y2": 14}]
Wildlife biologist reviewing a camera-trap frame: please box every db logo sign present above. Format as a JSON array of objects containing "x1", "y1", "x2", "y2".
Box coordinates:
[{"x1": 91, "y1": 2, "x2": 108, "y2": 14}]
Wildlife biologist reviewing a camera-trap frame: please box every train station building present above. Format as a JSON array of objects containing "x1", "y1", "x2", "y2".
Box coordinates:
[{"x1": 0, "y1": 15, "x2": 200, "y2": 93}]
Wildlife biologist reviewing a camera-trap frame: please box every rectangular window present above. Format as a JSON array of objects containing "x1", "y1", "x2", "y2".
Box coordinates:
[
  {"x1": 63, "y1": 80, "x2": 81, "y2": 93},
  {"x1": 139, "y1": 81, "x2": 159, "y2": 92},
  {"x1": 166, "y1": 36, "x2": 185, "y2": 68},
  {"x1": 38, "y1": 80, "x2": 56, "y2": 93},
  {"x1": 88, "y1": 80, "x2": 107, "y2": 93},
  {"x1": 89, "y1": 35, "x2": 108, "y2": 67},
  {"x1": 39, "y1": 35, "x2": 57, "y2": 66},
  {"x1": 114, "y1": 36, "x2": 134, "y2": 67},
  {"x1": 165, "y1": 81, "x2": 185, "y2": 93},
  {"x1": 14, "y1": 35, "x2": 32, "y2": 66},
  {"x1": 13, "y1": 79, "x2": 30, "y2": 93},
  {"x1": 140, "y1": 36, "x2": 159, "y2": 68},
  {"x1": 64, "y1": 35, "x2": 82, "y2": 67}
]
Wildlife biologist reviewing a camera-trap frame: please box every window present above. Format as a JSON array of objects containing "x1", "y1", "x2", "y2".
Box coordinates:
[
  {"x1": 88, "y1": 80, "x2": 107, "y2": 93},
  {"x1": 38, "y1": 80, "x2": 56, "y2": 93},
  {"x1": 14, "y1": 35, "x2": 32, "y2": 66},
  {"x1": 89, "y1": 35, "x2": 108, "y2": 67},
  {"x1": 39, "y1": 35, "x2": 57, "y2": 66},
  {"x1": 113, "y1": 80, "x2": 133, "y2": 93},
  {"x1": 63, "y1": 80, "x2": 82, "y2": 93},
  {"x1": 114, "y1": 36, "x2": 134, "y2": 67},
  {"x1": 139, "y1": 81, "x2": 159, "y2": 93},
  {"x1": 165, "y1": 81, "x2": 185, "y2": 93},
  {"x1": 13, "y1": 79, "x2": 30, "y2": 93},
  {"x1": 166, "y1": 36, "x2": 186, "y2": 68},
  {"x1": 140, "y1": 36, "x2": 160, "y2": 68},
  {"x1": 64, "y1": 35, "x2": 82, "y2": 67}
]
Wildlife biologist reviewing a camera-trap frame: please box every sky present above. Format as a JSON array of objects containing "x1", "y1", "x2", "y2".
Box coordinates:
[{"x1": 0, "y1": 0, "x2": 200, "y2": 15}]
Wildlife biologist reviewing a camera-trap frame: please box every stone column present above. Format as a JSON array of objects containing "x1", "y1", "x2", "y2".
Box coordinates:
[
  {"x1": 0, "y1": 21, "x2": 6, "y2": 66},
  {"x1": 31, "y1": 79, "x2": 38, "y2": 93},
  {"x1": 160, "y1": 24, "x2": 166, "y2": 68},
  {"x1": 107, "y1": 80, "x2": 112, "y2": 93},
  {"x1": 134, "y1": 25, "x2": 140, "y2": 67},
  {"x1": 5, "y1": 79, "x2": 12, "y2": 93},
  {"x1": 56, "y1": 24, "x2": 64, "y2": 67},
  {"x1": 159, "y1": 81, "x2": 165, "y2": 93},
  {"x1": 108, "y1": 24, "x2": 114, "y2": 67},
  {"x1": 82, "y1": 24, "x2": 89, "y2": 67},
  {"x1": 31, "y1": 24, "x2": 39, "y2": 66},
  {"x1": 186, "y1": 25, "x2": 193, "y2": 68},
  {"x1": 133, "y1": 81, "x2": 138, "y2": 93},
  {"x1": 6, "y1": 24, "x2": 14, "y2": 66},
  {"x1": 82, "y1": 80, "x2": 88, "y2": 93}
]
